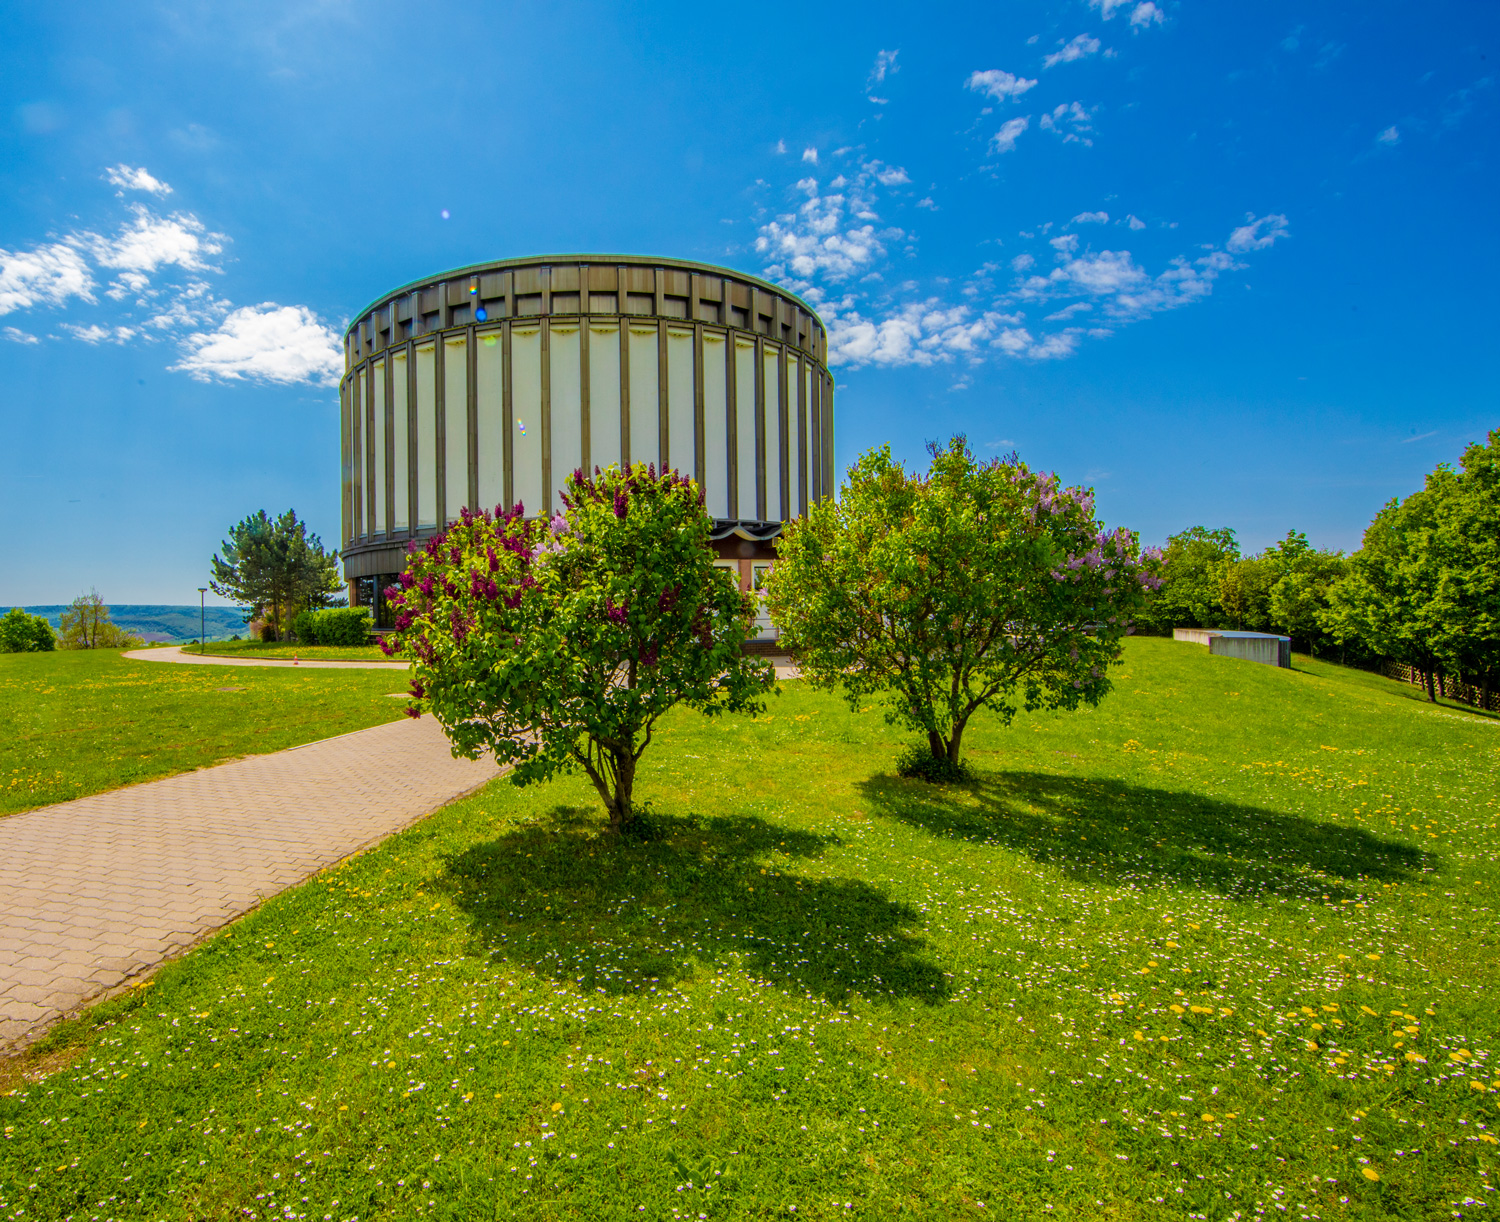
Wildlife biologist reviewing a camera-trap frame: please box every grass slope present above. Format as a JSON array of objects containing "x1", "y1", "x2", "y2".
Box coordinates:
[
  {"x1": 1, "y1": 638, "x2": 1496, "y2": 1220},
  {"x1": 0, "y1": 650, "x2": 410, "y2": 816}
]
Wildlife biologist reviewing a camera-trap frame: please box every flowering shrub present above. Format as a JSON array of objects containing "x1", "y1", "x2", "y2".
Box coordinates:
[
  {"x1": 765, "y1": 438, "x2": 1162, "y2": 775},
  {"x1": 385, "y1": 463, "x2": 775, "y2": 834}
]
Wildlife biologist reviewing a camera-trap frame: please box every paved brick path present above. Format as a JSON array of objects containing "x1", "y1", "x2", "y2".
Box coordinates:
[{"x1": 0, "y1": 717, "x2": 499, "y2": 1053}]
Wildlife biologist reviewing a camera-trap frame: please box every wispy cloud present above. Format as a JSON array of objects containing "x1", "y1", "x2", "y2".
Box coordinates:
[
  {"x1": 103, "y1": 164, "x2": 172, "y2": 197},
  {"x1": 3, "y1": 325, "x2": 40, "y2": 345},
  {"x1": 1226, "y1": 213, "x2": 1290, "y2": 252},
  {"x1": 1041, "y1": 101, "x2": 1095, "y2": 145},
  {"x1": 1091, "y1": 0, "x2": 1164, "y2": 27},
  {"x1": 802, "y1": 147, "x2": 819, "y2": 164},
  {"x1": 965, "y1": 68, "x2": 1037, "y2": 101},
  {"x1": 868, "y1": 49, "x2": 899, "y2": 91},
  {"x1": 1071, "y1": 211, "x2": 1109, "y2": 225},
  {"x1": 1044, "y1": 34, "x2": 1101, "y2": 69},
  {"x1": 1402, "y1": 430, "x2": 1437, "y2": 444},
  {"x1": 990, "y1": 116, "x2": 1031, "y2": 154},
  {"x1": 1376, "y1": 125, "x2": 1400, "y2": 146}
]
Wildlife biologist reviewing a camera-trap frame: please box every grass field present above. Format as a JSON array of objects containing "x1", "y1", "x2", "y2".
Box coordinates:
[
  {"x1": 1, "y1": 637, "x2": 1496, "y2": 1219},
  {"x1": 192, "y1": 640, "x2": 392, "y2": 663},
  {"x1": 0, "y1": 649, "x2": 410, "y2": 817}
]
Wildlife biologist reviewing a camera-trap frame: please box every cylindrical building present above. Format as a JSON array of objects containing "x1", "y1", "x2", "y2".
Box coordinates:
[{"x1": 338, "y1": 255, "x2": 833, "y2": 639}]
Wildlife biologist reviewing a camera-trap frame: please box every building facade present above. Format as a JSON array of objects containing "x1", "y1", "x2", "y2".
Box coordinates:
[{"x1": 339, "y1": 255, "x2": 833, "y2": 637}]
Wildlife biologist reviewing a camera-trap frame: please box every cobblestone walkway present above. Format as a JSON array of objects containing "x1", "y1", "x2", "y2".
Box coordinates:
[{"x1": 0, "y1": 717, "x2": 499, "y2": 1052}]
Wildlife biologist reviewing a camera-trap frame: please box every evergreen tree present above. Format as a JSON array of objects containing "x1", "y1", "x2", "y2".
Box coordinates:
[{"x1": 209, "y1": 510, "x2": 343, "y2": 638}]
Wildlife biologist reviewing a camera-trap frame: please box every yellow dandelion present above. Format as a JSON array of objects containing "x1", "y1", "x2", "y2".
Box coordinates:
[
  {"x1": 1306, "y1": 1040, "x2": 1319, "y2": 1050},
  {"x1": 1360, "y1": 1006, "x2": 1378, "y2": 1016},
  {"x1": 1471, "y1": 1081, "x2": 1489, "y2": 1092},
  {"x1": 1170, "y1": 1004, "x2": 1185, "y2": 1014},
  {"x1": 1134, "y1": 1031, "x2": 1145, "y2": 1041},
  {"x1": 1366, "y1": 953, "x2": 1381, "y2": 961},
  {"x1": 1361, "y1": 1167, "x2": 1380, "y2": 1182},
  {"x1": 1191, "y1": 1005, "x2": 1212, "y2": 1015},
  {"x1": 1201, "y1": 1113, "x2": 1215, "y2": 1122},
  {"x1": 1404, "y1": 1051, "x2": 1425, "y2": 1063},
  {"x1": 552, "y1": 1101, "x2": 564, "y2": 1112}
]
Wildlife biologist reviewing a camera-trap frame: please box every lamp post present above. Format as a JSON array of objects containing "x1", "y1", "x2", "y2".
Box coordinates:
[{"x1": 198, "y1": 588, "x2": 207, "y2": 655}]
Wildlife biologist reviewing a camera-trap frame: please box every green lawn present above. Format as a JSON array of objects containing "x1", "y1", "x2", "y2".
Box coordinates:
[
  {"x1": 192, "y1": 640, "x2": 392, "y2": 663},
  {"x1": 0, "y1": 649, "x2": 410, "y2": 816},
  {"x1": 2, "y1": 638, "x2": 1496, "y2": 1219}
]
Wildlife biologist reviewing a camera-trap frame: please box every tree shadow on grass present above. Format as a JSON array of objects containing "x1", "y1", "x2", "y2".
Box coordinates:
[
  {"x1": 854, "y1": 770, "x2": 1429, "y2": 902},
  {"x1": 439, "y1": 808, "x2": 949, "y2": 1005}
]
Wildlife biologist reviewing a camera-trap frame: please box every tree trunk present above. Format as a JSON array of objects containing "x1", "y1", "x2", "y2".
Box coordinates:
[
  {"x1": 606, "y1": 749, "x2": 637, "y2": 834},
  {"x1": 947, "y1": 718, "x2": 968, "y2": 765},
  {"x1": 1425, "y1": 668, "x2": 1436, "y2": 702},
  {"x1": 928, "y1": 729, "x2": 945, "y2": 761}
]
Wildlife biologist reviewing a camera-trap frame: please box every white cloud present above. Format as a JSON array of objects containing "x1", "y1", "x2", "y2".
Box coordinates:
[
  {"x1": 1045, "y1": 302, "x2": 1094, "y2": 321},
  {"x1": 868, "y1": 49, "x2": 899, "y2": 87},
  {"x1": 867, "y1": 160, "x2": 911, "y2": 186},
  {"x1": 1050, "y1": 234, "x2": 1080, "y2": 255},
  {"x1": 1089, "y1": 0, "x2": 1133, "y2": 15},
  {"x1": 802, "y1": 147, "x2": 819, "y2": 164},
  {"x1": 1123, "y1": 213, "x2": 1147, "y2": 229},
  {"x1": 1377, "y1": 125, "x2": 1400, "y2": 145},
  {"x1": 103, "y1": 164, "x2": 172, "y2": 197},
  {"x1": 3, "y1": 325, "x2": 39, "y2": 344},
  {"x1": 1044, "y1": 34, "x2": 1101, "y2": 68},
  {"x1": 1129, "y1": 3, "x2": 1164, "y2": 29},
  {"x1": 0, "y1": 242, "x2": 95, "y2": 316},
  {"x1": 63, "y1": 322, "x2": 137, "y2": 344},
  {"x1": 1072, "y1": 210, "x2": 1109, "y2": 224},
  {"x1": 916, "y1": 197, "x2": 937, "y2": 210},
  {"x1": 172, "y1": 304, "x2": 342, "y2": 386},
  {"x1": 965, "y1": 68, "x2": 1038, "y2": 101},
  {"x1": 990, "y1": 116, "x2": 1030, "y2": 154},
  {"x1": 83, "y1": 205, "x2": 225, "y2": 275},
  {"x1": 1226, "y1": 213, "x2": 1290, "y2": 253},
  {"x1": 774, "y1": 139, "x2": 787, "y2": 155},
  {"x1": 1041, "y1": 101, "x2": 1095, "y2": 145},
  {"x1": 1010, "y1": 253, "x2": 1035, "y2": 272}
]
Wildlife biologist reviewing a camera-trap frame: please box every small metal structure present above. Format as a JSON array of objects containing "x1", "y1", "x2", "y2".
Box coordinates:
[
  {"x1": 1173, "y1": 628, "x2": 1292, "y2": 668},
  {"x1": 338, "y1": 254, "x2": 834, "y2": 638}
]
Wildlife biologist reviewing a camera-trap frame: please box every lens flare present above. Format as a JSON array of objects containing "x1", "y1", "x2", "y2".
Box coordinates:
[
  {"x1": 475, "y1": 307, "x2": 488, "y2": 322},
  {"x1": 440, "y1": 209, "x2": 450, "y2": 220}
]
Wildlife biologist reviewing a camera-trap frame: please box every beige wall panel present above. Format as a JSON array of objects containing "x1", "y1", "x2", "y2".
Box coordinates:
[
  {"x1": 415, "y1": 342, "x2": 438, "y2": 529},
  {"x1": 701, "y1": 333, "x2": 728, "y2": 519},
  {"x1": 762, "y1": 347, "x2": 781, "y2": 523},
  {"x1": 392, "y1": 350, "x2": 410, "y2": 532},
  {"x1": 588, "y1": 325, "x2": 622, "y2": 475},
  {"x1": 443, "y1": 336, "x2": 467, "y2": 520},
  {"x1": 802, "y1": 361, "x2": 813, "y2": 513},
  {"x1": 666, "y1": 327, "x2": 695, "y2": 478},
  {"x1": 627, "y1": 324, "x2": 659, "y2": 470},
  {"x1": 734, "y1": 339, "x2": 757, "y2": 519},
  {"x1": 351, "y1": 369, "x2": 364, "y2": 541},
  {"x1": 476, "y1": 330, "x2": 506, "y2": 513},
  {"x1": 372, "y1": 359, "x2": 387, "y2": 537},
  {"x1": 786, "y1": 354, "x2": 802, "y2": 517},
  {"x1": 549, "y1": 325, "x2": 582, "y2": 514},
  {"x1": 511, "y1": 327, "x2": 544, "y2": 516}
]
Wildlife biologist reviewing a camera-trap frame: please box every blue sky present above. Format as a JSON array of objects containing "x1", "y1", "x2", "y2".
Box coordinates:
[{"x1": 1, "y1": 1, "x2": 1494, "y2": 604}]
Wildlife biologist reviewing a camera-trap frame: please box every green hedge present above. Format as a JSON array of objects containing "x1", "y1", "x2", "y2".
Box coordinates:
[{"x1": 290, "y1": 607, "x2": 372, "y2": 646}]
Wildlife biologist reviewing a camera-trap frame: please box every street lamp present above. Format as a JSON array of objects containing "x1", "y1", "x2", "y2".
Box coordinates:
[{"x1": 198, "y1": 588, "x2": 207, "y2": 655}]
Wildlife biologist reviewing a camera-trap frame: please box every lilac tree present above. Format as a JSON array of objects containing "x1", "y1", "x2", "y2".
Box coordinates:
[
  {"x1": 764, "y1": 438, "x2": 1161, "y2": 780},
  {"x1": 384, "y1": 464, "x2": 774, "y2": 834}
]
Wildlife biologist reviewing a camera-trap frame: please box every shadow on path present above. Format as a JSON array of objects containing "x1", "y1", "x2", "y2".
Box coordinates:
[
  {"x1": 440, "y1": 809, "x2": 948, "y2": 1004},
  {"x1": 855, "y1": 769, "x2": 1427, "y2": 901}
]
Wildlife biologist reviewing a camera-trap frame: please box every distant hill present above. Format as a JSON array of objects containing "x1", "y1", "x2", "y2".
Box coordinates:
[{"x1": 1, "y1": 605, "x2": 251, "y2": 643}]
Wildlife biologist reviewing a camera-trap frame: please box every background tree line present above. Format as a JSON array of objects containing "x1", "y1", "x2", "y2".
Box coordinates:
[{"x1": 1142, "y1": 430, "x2": 1500, "y2": 705}]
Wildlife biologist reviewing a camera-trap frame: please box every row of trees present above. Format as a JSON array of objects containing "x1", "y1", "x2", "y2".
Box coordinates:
[
  {"x1": 1142, "y1": 431, "x2": 1500, "y2": 703},
  {"x1": 210, "y1": 509, "x2": 344, "y2": 640},
  {"x1": 387, "y1": 441, "x2": 1156, "y2": 832},
  {"x1": 1321, "y1": 430, "x2": 1500, "y2": 703},
  {"x1": 1139, "y1": 526, "x2": 1348, "y2": 655}
]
